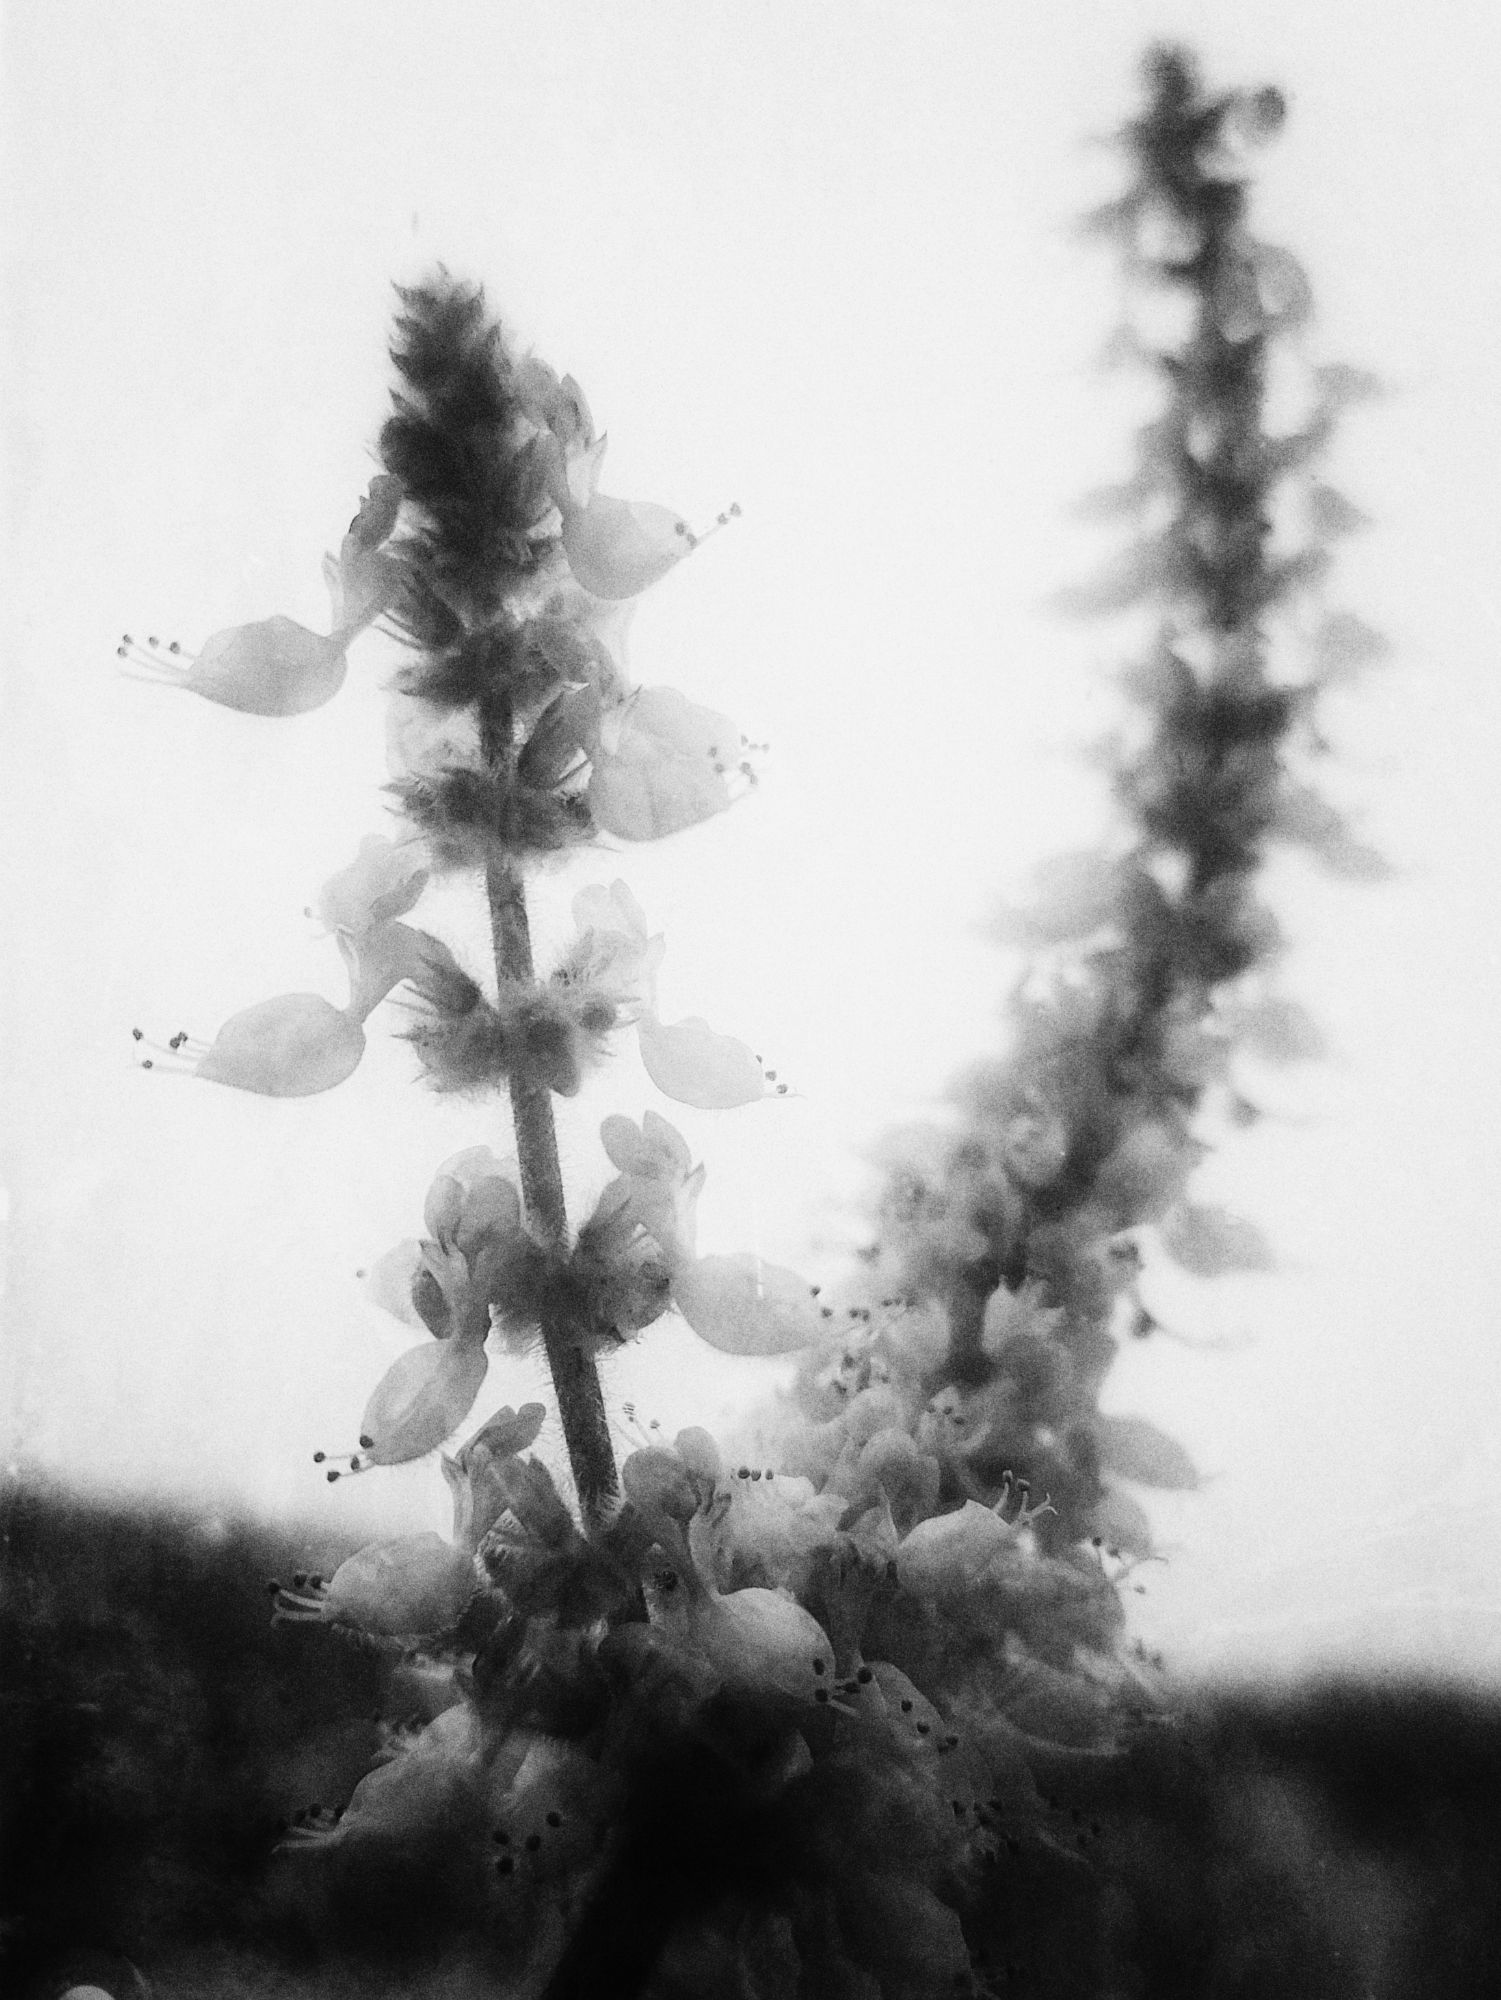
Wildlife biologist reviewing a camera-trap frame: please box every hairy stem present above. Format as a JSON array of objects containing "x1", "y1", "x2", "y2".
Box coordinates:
[{"x1": 485, "y1": 855, "x2": 619, "y2": 1522}]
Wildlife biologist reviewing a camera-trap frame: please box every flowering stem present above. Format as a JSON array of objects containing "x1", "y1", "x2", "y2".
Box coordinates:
[{"x1": 484, "y1": 855, "x2": 619, "y2": 1523}]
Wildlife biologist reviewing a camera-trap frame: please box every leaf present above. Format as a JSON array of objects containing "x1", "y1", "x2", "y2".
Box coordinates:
[
  {"x1": 1095, "y1": 1416, "x2": 1199, "y2": 1491},
  {"x1": 671, "y1": 1254, "x2": 822, "y2": 1355},
  {"x1": 1161, "y1": 1202, "x2": 1274, "y2": 1277},
  {"x1": 196, "y1": 993, "x2": 366, "y2": 1097},
  {"x1": 638, "y1": 1010, "x2": 765, "y2": 1109},
  {"x1": 360, "y1": 1337, "x2": 490, "y2": 1465}
]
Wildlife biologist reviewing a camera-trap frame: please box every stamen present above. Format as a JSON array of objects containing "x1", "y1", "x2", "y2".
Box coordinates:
[
  {"x1": 130, "y1": 1026, "x2": 207, "y2": 1076},
  {"x1": 313, "y1": 1448, "x2": 370, "y2": 1483},
  {"x1": 116, "y1": 633, "x2": 197, "y2": 685},
  {"x1": 675, "y1": 500, "x2": 742, "y2": 553}
]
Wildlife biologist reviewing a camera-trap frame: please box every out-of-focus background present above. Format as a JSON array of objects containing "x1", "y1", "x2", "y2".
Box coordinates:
[{"x1": 5, "y1": 0, "x2": 1501, "y2": 1694}]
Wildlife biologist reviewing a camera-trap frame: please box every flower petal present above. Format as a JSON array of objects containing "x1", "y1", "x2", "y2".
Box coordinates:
[
  {"x1": 561, "y1": 486, "x2": 690, "y2": 599},
  {"x1": 365, "y1": 1238, "x2": 426, "y2": 1325},
  {"x1": 588, "y1": 686, "x2": 740, "y2": 841},
  {"x1": 360, "y1": 1336, "x2": 490, "y2": 1465},
  {"x1": 322, "y1": 1532, "x2": 476, "y2": 1636},
  {"x1": 671, "y1": 1253, "x2": 821, "y2": 1355},
  {"x1": 315, "y1": 836, "x2": 429, "y2": 935},
  {"x1": 464, "y1": 1401, "x2": 547, "y2": 1458},
  {"x1": 196, "y1": 993, "x2": 365, "y2": 1096},
  {"x1": 597, "y1": 1112, "x2": 701, "y2": 1263},
  {"x1": 1094, "y1": 1414, "x2": 1200, "y2": 1490},
  {"x1": 337, "y1": 922, "x2": 443, "y2": 1023},
  {"x1": 638, "y1": 1010, "x2": 766, "y2": 1109},
  {"x1": 424, "y1": 1147, "x2": 522, "y2": 1249},
  {"x1": 1160, "y1": 1201, "x2": 1274, "y2": 1277},
  {"x1": 186, "y1": 616, "x2": 347, "y2": 716}
]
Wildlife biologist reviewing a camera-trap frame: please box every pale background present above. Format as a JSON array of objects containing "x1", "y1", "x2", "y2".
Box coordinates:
[{"x1": 4, "y1": 0, "x2": 1500, "y2": 1684}]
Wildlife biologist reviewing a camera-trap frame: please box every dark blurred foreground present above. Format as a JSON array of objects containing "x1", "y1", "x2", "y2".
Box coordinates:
[{"x1": 3, "y1": 1480, "x2": 1498, "y2": 2000}]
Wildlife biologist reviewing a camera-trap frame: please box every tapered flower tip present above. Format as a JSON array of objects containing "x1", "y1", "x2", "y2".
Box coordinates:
[
  {"x1": 561, "y1": 489, "x2": 694, "y2": 599},
  {"x1": 589, "y1": 686, "x2": 742, "y2": 841},
  {"x1": 314, "y1": 1532, "x2": 475, "y2": 1637},
  {"x1": 196, "y1": 993, "x2": 365, "y2": 1097},
  {"x1": 638, "y1": 1010, "x2": 766, "y2": 1109},
  {"x1": 315, "y1": 836, "x2": 429, "y2": 935},
  {"x1": 359, "y1": 1335, "x2": 490, "y2": 1465},
  {"x1": 671, "y1": 1253, "x2": 822, "y2": 1355},
  {"x1": 187, "y1": 616, "x2": 348, "y2": 715}
]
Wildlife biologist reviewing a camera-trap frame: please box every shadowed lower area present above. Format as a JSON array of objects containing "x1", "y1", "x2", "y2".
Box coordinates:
[{"x1": 3, "y1": 1477, "x2": 1499, "y2": 2000}]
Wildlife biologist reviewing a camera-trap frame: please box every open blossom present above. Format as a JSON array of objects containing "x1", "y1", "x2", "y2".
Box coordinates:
[
  {"x1": 143, "y1": 841, "x2": 475, "y2": 1098},
  {"x1": 366, "y1": 1147, "x2": 550, "y2": 1350},
  {"x1": 272, "y1": 1531, "x2": 477, "y2": 1637},
  {"x1": 560, "y1": 880, "x2": 772, "y2": 1109},
  {"x1": 520, "y1": 350, "x2": 731, "y2": 604},
  {"x1": 596, "y1": 1112, "x2": 821, "y2": 1355},
  {"x1": 118, "y1": 476, "x2": 403, "y2": 717},
  {"x1": 313, "y1": 833, "x2": 430, "y2": 935}
]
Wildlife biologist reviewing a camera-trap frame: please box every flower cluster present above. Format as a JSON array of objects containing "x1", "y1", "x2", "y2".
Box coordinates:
[{"x1": 133, "y1": 46, "x2": 1379, "y2": 2000}]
